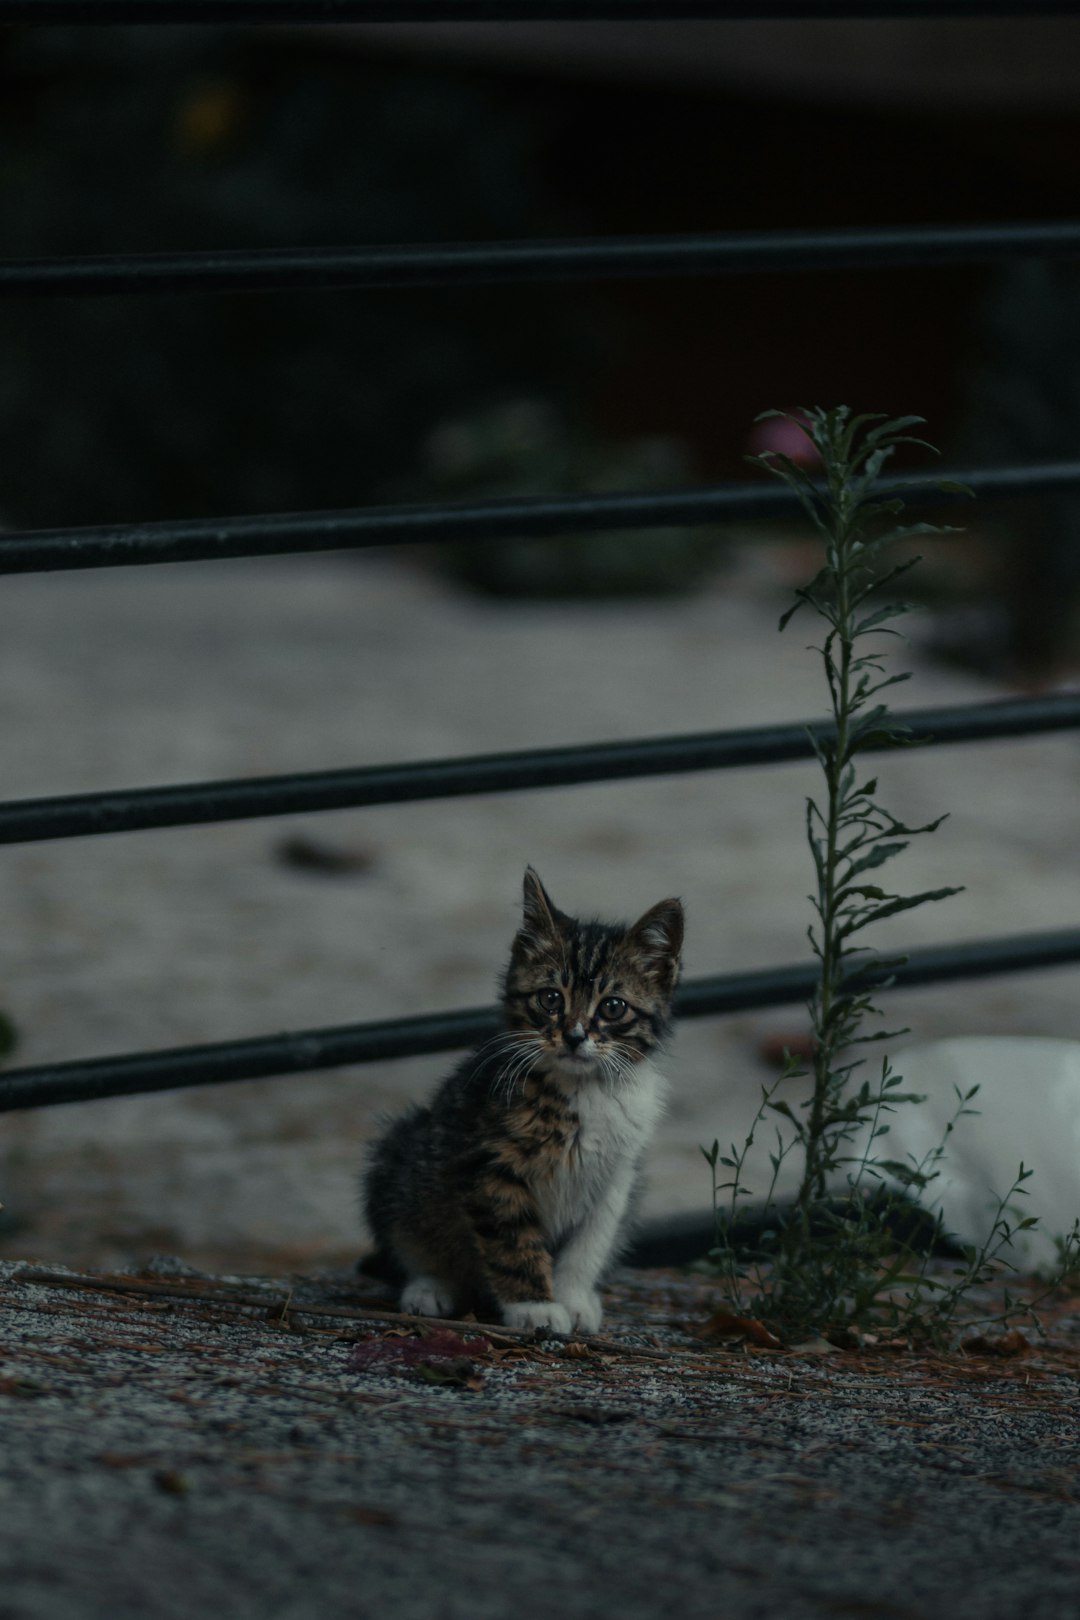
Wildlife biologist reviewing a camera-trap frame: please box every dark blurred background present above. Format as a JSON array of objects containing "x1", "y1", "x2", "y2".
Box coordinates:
[{"x1": 3, "y1": 19, "x2": 1080, "y2": 662}]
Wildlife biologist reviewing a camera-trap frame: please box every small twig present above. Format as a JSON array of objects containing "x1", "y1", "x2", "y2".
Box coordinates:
[{"x1": 11, "y1": 1268, "x2": 669, "y2": 1360}]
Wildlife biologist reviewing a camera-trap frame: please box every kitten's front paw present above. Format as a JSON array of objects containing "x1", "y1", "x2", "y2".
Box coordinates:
[
  {"x1": 400, "y1": 1276, "x2": 455, "y2": 1318},
  {"x1": 555, "y1": 1288, "x2": 603, "y2": 1334},
  {"x1": 501, "y1": 1299, "x2": 573, "y2": 1336}
]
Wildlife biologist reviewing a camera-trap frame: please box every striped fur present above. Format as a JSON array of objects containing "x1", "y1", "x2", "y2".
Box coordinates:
[{"x1": 362, "y1": 868, "x2": 683, "y2": 1333}]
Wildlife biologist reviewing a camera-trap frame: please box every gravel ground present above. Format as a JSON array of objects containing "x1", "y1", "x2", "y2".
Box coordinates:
[
  {"x1": 3, "y1": 1259, "x2": 1080, "y2": 1620},
  {"x1": 0, "y1": 546, "x2": 1079, "y2": 1270}
]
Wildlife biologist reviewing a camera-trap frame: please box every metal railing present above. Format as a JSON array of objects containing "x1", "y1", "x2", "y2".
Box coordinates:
[
  {"x1": 9, "y1": 221, "x2": 1080, "y2": 299},
  {"x1": 2, "y1": 0, "x2": 1080, "y2": 1115},
  {"x1": 2, "y1": 2, "x2": 1078, "y2": 22}
]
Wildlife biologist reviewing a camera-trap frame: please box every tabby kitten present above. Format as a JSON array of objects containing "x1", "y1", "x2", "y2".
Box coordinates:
[{"x1": 363, "y1": 868, "x2": 683, "y2": 1334}]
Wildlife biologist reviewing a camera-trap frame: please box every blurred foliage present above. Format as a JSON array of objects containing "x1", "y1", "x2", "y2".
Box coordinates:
[
  {"x1": 418, "y1": 398, "x2": 725, "y2": 597},
  {"x1": 0, "y1": 27, "x2": 593, "y2": 527}
]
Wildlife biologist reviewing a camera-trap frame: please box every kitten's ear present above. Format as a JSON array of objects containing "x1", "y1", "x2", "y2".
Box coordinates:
[
  {"x1": 627, "y1": 898, "x2": 684, "y2": 990},
  {"x1": 518, "y1": 867, "x2": 562, "y2": 952}
]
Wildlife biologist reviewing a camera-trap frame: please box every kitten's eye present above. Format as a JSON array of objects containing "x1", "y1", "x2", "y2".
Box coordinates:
[
  {"x1": 599, "y1": 996, "x2": 628, "y2": 1021},
  {"x1": 536, "y1": 989, "x2": 563, "y2": 1013}
]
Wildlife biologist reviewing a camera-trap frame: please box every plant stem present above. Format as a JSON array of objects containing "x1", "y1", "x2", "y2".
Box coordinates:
[
  {"x1": 800, "y1": 443, "x2": 853, "y2": 1229},
  {"x1": 712, "y1": 406, "x2": 973, "y2": 1341}
]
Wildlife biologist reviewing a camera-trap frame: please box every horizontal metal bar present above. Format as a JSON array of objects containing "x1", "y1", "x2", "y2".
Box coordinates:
[
  {"x1": 2, "y1": 927, "x2": 1079, "y2": 1113},
  {"x1": 6, "y1": 222, "x2": 1080, "y2": 300},
  {"x1": 3, "y1": 1, "x2": 1078, "y2": 22},
  {"x1": 2, "y1": 694, "x2": 1078, "y2": 846},
  {"x1": 4, "y1": 461, "x2": 1079, "y2": 576}
]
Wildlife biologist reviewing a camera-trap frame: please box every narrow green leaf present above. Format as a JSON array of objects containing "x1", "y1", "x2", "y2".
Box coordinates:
[
  {"x1": 846, "y1": 841, "x2": 908, "y2": 878},
  {"x1": 861, "y1": 413, "x2": 927, "y2": 447},
  {"x1": 839, "y1": 886, "x2": 965, "y2": 938},
  {"x1": 936, "y1": 479, "x2": 975, "y2": 499},
  {"x1": 853, "y1": 602, "x2": 915, "y2": 636}
]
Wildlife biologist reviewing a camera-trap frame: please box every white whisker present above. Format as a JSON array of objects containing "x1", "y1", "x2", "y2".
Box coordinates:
[
  {"x1": 475, "y1": 1029, "x2": 533, "y2": 1062},
  {"x1": 603, "y1": 1041, "x2": 639, "y2": 1088},
  {"x1": 489, "y1": 1032, "x2": 546, "y2": 1106}
]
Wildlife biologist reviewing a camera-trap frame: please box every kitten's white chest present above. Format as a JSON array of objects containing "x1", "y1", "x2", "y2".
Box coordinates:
[
  {"x1": 534, "y1": 1060, "x2": 667, "y2": 1244},
  {"x1": 573, "y1": 1059, "x2": 667, "y2": 1162}
]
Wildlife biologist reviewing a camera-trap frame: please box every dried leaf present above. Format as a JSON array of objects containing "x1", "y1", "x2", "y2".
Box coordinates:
[
  {"x1": 0, "y1": 1376, "x2": 52, "y2": 1398},
  {"x1": 349, "y1": 1326, "x2": 490, "y2": 1387},
  {"x1": 346, "y1": 1506, "x2": 397, "y2": 1527},
  {"x1": 696, "y1": 1310, "x2": 782, "y2": 1349},
  {"x1": 416, "y1": 1327, "x2": 484, "y2": 1355},
  {"x1": 412, "y1": 1357, "x2": 485, "y2": 1389},
  {"x1": 961, "y1": 1330, "x2": 1030, "y2": 1359},
  {"x1": 550, "y1": 1404, "x2": 635, "y2": 1426}
]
